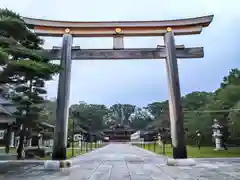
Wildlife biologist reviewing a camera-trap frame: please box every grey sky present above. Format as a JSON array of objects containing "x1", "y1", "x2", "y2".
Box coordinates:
[{"x1": 1, "y1": 0, "x2": 240, "y2": 107}]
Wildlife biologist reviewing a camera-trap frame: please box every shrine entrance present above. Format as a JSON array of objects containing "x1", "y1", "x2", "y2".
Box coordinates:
[{"x1": 23, "y1": 15, "x2": 213, "y2": 160}]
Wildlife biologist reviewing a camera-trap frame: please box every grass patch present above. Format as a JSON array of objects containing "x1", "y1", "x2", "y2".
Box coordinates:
[
  {"x1": 66, "y1": 148, "x2": 87, "y2": 159},
  {"x1": 0, "y1": 147, "x2": 17, "y2": 154},
  {"x1": 67, "y1": 142, "x2": 104, "y2": 158},
  {"x1": 135, "y1": 143, "x2": 240, "y2": 158},
  {"x1": 40, "y1": 148, "x2": 86, "y2": 160},
  {"x1": 1, "y1": 142, "x2": 105, "y2": 160},
  {"x1": 40, "y1": 142, "x2": 105, "y2": 160}
]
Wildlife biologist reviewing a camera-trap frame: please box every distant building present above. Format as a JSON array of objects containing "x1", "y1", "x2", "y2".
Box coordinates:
[
  {"x1": 0, "y1": 96, "x2": 55, "y2": 147},
  {"x1": 130, "y1": 129, "x2": 158, "y2": 142},
  {"x1": 0, "y1": 96, "x2": 17, "y2": 147},
  {"x1": 130, "y1": 130, "x2": 143, "y2": 142},
  {"x1": 103, "y1": 124, "x2": 135, "y2": 142}
]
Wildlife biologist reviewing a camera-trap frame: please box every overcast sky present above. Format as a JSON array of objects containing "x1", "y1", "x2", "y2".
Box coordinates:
[{"x1": 1, "y1": 0, "x2": 240, "y2": 107}]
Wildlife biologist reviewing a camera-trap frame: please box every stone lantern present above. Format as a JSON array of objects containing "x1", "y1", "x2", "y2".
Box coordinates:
[
  {"x1": 195, "y1": 129, "x2": 202, "y2": 149},
  {"x1": 212, "y1": 119, "x2": 223, "y2": 150}
]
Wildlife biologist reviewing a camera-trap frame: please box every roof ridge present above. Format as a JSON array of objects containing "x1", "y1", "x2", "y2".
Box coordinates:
[{"x1": 0, "y1": 104, "x2": 12, "y2": 115}]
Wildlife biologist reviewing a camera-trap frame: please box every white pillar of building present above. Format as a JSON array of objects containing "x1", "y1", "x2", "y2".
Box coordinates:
[
  {"x1": 16, "y1": 137, "x2": 20, "y2": 147},
  {"x1": 215, "y1": 137, "x2": 221, "y2": 150},
  {"x1": 43, "y1": 140, "x2": 46, "y2": 146},
  {"x1": 10, "y1": 131, "x2": 15, "y2": 148},
  {"x1": 50, "y1": 139, "x2": 53, "y2": 147},
  {"x1": 38, "y1": 136, "x2": 43, "y2": 147},
  {"x1": 27, "y1": 138, "x2": 32, "y2": 147}
]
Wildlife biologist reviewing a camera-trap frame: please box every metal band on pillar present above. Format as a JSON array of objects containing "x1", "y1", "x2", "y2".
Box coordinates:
[
  {"x1": 52, "y1": 28, "x2": 73, "y2": 160},
  {"x1": 164, "y1": 27, "x2": 187, "y2": 159}
]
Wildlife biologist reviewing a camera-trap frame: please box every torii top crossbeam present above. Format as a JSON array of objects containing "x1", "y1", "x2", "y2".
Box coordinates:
[{"x1": 22, "y1": 15, "x2": 213, "y2": 37}]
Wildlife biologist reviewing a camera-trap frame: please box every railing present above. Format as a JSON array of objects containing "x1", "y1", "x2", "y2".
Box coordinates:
[
  {"x1": 131, "y1": 141, "x2": 170, "y2": 155},
  {"x1": 68, "y1": 141, "x2": 106, "y2": 158}
]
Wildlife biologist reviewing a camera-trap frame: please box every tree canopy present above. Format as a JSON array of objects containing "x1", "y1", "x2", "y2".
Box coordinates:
[
  {"x1": 0, "y1": 8, "x2": 60, "y2": 157},
  {"x1": 40, "y1": 68, "x2": 240, "y2": 146},
  {"x1": 146, "y1": 68, "x2": 240, "y2": 145}
]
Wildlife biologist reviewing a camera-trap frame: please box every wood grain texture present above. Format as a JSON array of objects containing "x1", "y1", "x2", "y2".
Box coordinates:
[
  {"x1": 41, "y1": 47, "x2": 204, "y2": 60},
  {"x1": 22, "y1": 15, "x2": 213, "y2": 37},
  {"x1": 164, "y1": 31, "x2": 187, "y2": 159}
]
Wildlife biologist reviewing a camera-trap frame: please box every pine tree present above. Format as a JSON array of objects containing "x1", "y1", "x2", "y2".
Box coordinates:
[
  {"x1": 0, "y1": 9, "x2": 60, "y2": 158},
  {"x1": 0, "y1": 8, "x2": 27, "y2": 95}
]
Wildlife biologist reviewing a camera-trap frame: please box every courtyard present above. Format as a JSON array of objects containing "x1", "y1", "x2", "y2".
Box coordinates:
[{"x1": 0, "y1": 143, "x2": 240, "y2": 180}]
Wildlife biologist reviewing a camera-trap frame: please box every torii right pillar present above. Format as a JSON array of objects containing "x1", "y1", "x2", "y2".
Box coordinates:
[{"x1": 164, "y1": 27, "x2": 187, "y2": 159}]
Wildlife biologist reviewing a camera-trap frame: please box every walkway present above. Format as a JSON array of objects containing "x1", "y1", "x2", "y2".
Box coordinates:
[
  {"x1": 65, "y1": 144, "x2": 240, "y2": 180},
  {"x1": 1, "y1": 144, "x2": 240, "y2": 179},
  {"x1": 70, "y1": 143, "x2": 167, "y2": 180}
]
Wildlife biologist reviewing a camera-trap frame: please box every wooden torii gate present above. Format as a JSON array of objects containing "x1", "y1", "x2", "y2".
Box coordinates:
[{"x1": 23, "y1": 15, "x2": 213, "y2": 160}]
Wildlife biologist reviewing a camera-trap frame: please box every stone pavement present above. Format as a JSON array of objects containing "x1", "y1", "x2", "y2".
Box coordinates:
[
  {"x1": 1, "y1": 143, "x2": 240, "y2": 179},
  {"x1": 0, "y1": 161, "x2": 61, "y2": 180}
]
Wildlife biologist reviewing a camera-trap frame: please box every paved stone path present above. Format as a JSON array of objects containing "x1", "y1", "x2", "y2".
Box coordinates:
[{"x1": 1, "y1": 144, "x2": 240, "y2": 179}]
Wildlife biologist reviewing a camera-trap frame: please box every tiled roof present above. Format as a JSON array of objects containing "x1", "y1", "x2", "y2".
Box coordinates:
[
  {"x1": 0, "y1": 104, "x2": 12, "y2": 115},
  {"x1": 0, "y1": 96, "x2": 16, "y2": 116},
  {"x1": 40, "y1": 122, "x2": 55, "y2": 129},
  {"x1": 3, "y1": 105, "x2": 17, "y2": 114},
  {"x1": 0, "y1": 96, "x2": 14, "y2": 105}
]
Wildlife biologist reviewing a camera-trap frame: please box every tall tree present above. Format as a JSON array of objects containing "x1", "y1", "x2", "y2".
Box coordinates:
[
  {"x1": 70, "y1": 102, "x2": 109, "y2": 131},
  {"x1": 145, "y1": 101, "x2": 169, "y2": 130},
  {"x1": 129, "y1": 108, "x2": 153, "y2": 130},
  {"x1": 0, "y1": 9, "x2": 60, "y2": 158},
  {"x1": 146, "y1": 101, "x2": 169, "y2": 118},
  {"x1": 182, "y1": 91, "x2": 213, "y2": 111},
  {"x1": 0, "y1": 8, "x2": 29, "y2": 154},
  {"x1": 228, "y1": 101, "x2": 240, "y2": 144},
  {"x1": 109, "y1": 104, "x2": 135, "y2": 125},
  {"x1": 0, "y1": 9, "x2": 28, "y2": 92},
  {"x1": 220, "y1": 68, "x2": 240, "y2": 88},
  {"x1": 39, "y1": 99, "x2": 57, "y2": 125}
]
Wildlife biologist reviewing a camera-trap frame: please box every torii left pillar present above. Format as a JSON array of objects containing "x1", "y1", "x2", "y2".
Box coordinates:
[
  {"x1": 164, "y1": 28, "x2": 187, "y2": 159},
  {"x1": 52, "y1": 33, "x2": 73, "y2": 160}
]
